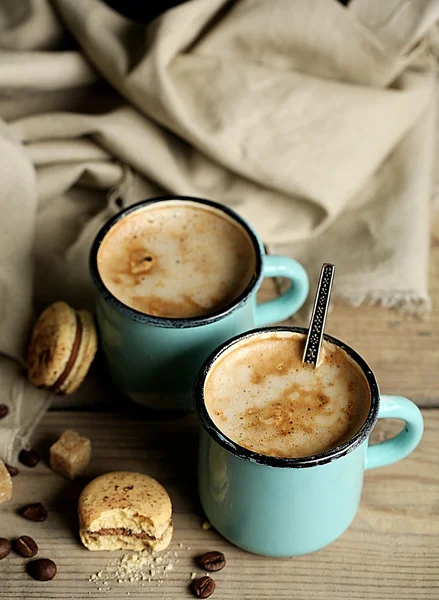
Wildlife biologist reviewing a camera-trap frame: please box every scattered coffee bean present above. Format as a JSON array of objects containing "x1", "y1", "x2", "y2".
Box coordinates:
[
  {"x1": 191, "y1": 575, "x2": 216, "y2": 598},
  {"x1": 199, "y1": 551, "x2": 226, "y2": 572},
  {"x1": 19, "y1": 449, "x2": 40, "y2": 468},
  {"x1": 5, "y1": 464, "x2": 19, "y2": 477},
  {"x1": 13, "y1": 535, "x2": 38, "y2": 558},
  {"x1": 0, "y1": 538, "x2": 11, "y2": 560},
  {"x1": 20, "y1": 503, "x2": 48, "y2": 522},
  {"x1": 0, "y1": 404, "x2": 9, "y2": 419},
  {"x1": 27, "y1": 558, "x2": 57, "y2": 581}
]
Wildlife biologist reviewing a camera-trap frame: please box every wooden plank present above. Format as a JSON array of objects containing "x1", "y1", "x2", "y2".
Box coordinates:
[{"x1": 0, "y1": 411, "x2": 437, "y2": 599}]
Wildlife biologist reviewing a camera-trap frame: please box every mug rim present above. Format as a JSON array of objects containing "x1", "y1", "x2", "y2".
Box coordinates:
[
  {"x1": 193, "y1": 326, "x2": 381, "y2": 468},
  {"x1": 89, "y1": 195, "x2": 264, "y2": 328}
]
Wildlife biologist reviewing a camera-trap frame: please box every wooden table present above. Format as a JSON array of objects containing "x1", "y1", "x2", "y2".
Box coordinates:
[
  {"x1": 1, "y1": 221, "x2": 438, "y2": 599},
  {"x1": 0, "y1": 410, "x2": 437, "y2": 599}
]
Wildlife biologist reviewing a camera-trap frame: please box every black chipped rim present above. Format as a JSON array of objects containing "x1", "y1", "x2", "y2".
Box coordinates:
[
  {"x1": 193, "y1": 326, "x2": 380, "y2": 468},
  {"x1": 89, "y1": 196, "x2": 264, "y2": 328}
]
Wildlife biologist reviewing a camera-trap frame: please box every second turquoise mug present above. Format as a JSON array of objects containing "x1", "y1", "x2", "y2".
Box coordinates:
[
  {"x1": 194, "y1": 326, "x2": 424, "y2": 556},
  {"x1": 89, "y1": 197, "x2": 309, "y2": 411}
]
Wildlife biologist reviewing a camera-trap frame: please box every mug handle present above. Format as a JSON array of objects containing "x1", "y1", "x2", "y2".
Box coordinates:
[
  {"x1": 254, "y1": 256, "x2": 309, "y2": 327},
  {"x1": 365, "y1": 395, "x2": 424, "y2": 470}
]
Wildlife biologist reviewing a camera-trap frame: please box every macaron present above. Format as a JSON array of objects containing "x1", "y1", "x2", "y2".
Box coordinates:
[
  {"x1": 78, "y1": 471, "x2": 173, "y2": 552},
  {"x1": 0, "y1": 460, "x2": 13, "y2": 503},
  {"x1": 27, "y1": 301, "x2": 97, "y2": 395}
]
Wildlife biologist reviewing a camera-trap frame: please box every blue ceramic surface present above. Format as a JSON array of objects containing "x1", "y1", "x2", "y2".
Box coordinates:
[
  {"x1": 194, "y1": 326, "x2": 424, "y2": 556},
  {"x1": 90, "y1": 197, "x2": 309, "y2": 410}
]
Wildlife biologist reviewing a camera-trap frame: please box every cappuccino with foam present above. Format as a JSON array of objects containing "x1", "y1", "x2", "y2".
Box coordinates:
[
  {"x1": 204, "y1": 331, "x2": 371, "y2": 458},
  {"x1": 97, "y1": 200, "x2": 257, "y2": 318}
]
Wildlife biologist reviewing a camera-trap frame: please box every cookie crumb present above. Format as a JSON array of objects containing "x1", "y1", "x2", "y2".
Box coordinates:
[
  {"x1": 202, "y1": 520, "x2": 212, "y2": 530},
  {"x1": 88, "y1": 548, "x2": 177, "y2": 588}
]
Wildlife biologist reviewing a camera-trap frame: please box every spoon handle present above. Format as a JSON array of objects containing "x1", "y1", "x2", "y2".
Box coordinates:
[{"x1": 302, "y1": 263, "x2": 335, "y2": 368}]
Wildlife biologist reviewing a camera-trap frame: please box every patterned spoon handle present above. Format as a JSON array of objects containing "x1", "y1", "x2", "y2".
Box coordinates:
[{"x1": 302, "y1": 263, "x2": 335, "y2": 368}]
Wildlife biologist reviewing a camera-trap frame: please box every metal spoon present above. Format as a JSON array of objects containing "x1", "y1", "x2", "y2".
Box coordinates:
[{"x1": 302, "y1": 263, "x2": 335, "y2": 368}]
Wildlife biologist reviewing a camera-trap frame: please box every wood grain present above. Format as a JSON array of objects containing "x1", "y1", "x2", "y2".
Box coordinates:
[{"x1": 0, "y1": 411, "x2": 437, "y2": 599}]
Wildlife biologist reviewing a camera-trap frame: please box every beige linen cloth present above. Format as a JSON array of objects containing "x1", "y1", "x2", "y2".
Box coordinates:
[{"x1": 0, "y1": 0, "x2": 438, "y2": 463}]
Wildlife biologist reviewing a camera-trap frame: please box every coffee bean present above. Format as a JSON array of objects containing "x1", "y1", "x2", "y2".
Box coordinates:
[
  {"x1": 27, "y1": 558, "x2": 57, "y2": 581},
  {"x1": 5, "y1": 464, "x2": 19, "y2": 477},
  {"x1": 13, "y1": 535, "x2": 38, "y2": 558},
  {"x1": 20, "y1": 503, "x2": 48, "y2": 522},
  {"x1": 19, "y1": 449, "x2": 40, "y2": 468},
  {"x1": 199, "y1": 551, "x2": 226, "y2": 572},
  {"x1": 0, "y1": 538, "x2": 11, "y2": 560},
  {"x1": 0, "y1": 404, "x2": 9, "y2": 419},
  {"x1": 191, "y1": 576, "x2": 216, "y2": 598}
]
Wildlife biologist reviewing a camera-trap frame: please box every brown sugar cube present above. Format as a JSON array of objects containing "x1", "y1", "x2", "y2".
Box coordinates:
[
  {"x1": 50, "y1": 430, "x2": 91, "y2": 480},
  {"x1": 0, "y1": 460, "x2": 12, "y2": 503}
]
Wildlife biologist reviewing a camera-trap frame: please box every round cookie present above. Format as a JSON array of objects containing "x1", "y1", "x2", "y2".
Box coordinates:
[
  {"x1": 78, "y1": 471, "x2": 173, "y2": 552},
  {"x1": 27, "y1": 301, "x2": 97, "y2": 395}
]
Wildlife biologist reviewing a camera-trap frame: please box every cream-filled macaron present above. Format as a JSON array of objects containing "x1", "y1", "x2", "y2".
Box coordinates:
[
  {"x1": 27, "y1": 301, "x2": 97, "y2": 395},
  {"x1": 78, "y1": 471, "x2": 173, "y2": 552}
]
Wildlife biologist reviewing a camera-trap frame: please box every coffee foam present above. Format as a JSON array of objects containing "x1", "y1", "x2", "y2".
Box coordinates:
[
  {"x1": 204, "y1": 331, "x2": 371, "y2": 459},
  {"x1": 97, "y1": 200, "x2": 257, "y2": 318}
]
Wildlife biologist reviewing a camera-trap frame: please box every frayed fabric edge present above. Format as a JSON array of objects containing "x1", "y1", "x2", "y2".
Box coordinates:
[{"x1": 334, "y1": 290, "x2": 432, "y2": 315}]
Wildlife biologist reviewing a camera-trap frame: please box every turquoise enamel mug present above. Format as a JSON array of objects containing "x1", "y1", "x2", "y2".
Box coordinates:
[
  {"x1": 89, "y1": 197, "x2": 309, "y2": 411},
  {"x1": 194, "y1": 326, "x2": 424, "y2": 557}
]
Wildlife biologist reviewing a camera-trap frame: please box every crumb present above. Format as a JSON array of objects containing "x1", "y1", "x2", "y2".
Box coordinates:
[
  {"x1": 202, "y1": 520, "x2": 212, "y2": 530},
  {"x1": 88, "y1": 548, "x2": 176, "y2": 588},
  {"x1": 191, "y1": 572, "x2": 197, "y2": 580}
]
